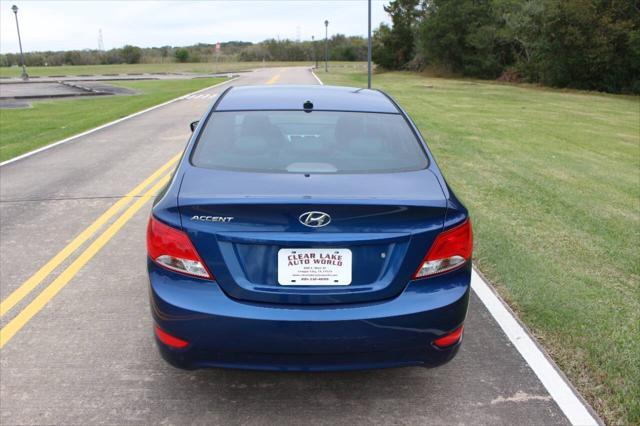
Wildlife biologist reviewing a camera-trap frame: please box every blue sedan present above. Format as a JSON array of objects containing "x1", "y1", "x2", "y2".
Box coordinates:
[{"x1": 147, "y1": 85, "x2": 472, "y2": 371}]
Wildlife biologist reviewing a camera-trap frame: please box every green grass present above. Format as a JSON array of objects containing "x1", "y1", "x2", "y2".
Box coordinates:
[
  {"x1": 318, "y1": 69, "x2": 640, "y2": 425},
  {"x1": 0, "y1": 77, "x2": 226, "y2": 161},
  {"x1": 0, "y1": 61, "x2": 365, "y2": 78}
]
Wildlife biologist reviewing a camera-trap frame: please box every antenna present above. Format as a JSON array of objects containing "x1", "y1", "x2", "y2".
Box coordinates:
[{"x1": 98, "y1": 28, "x2": 104, "y2": 51}]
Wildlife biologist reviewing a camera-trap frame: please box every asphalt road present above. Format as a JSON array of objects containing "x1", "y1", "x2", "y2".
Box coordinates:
[{"x1": 1, "y1": 67, "x2": 575, "y2": 425}]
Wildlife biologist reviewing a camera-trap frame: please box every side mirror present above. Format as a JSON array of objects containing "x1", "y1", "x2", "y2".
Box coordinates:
[{"x1": 190, "y1": 120, "x2": 199, "y2": 132}]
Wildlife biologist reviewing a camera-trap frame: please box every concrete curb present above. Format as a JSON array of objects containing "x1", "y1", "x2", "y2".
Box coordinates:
[{"x1": 310, "y1": 68, "x2": 324, "y2": 85}]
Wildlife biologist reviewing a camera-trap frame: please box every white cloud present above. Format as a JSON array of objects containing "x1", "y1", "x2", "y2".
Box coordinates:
[{"x1": 0, "y1": 0, "x2": 391, "y2": 53}]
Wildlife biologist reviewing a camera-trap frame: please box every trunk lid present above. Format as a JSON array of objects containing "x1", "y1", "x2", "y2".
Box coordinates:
[{"x1": 178, "y1": 167, "x2": 447, "y2": 305}]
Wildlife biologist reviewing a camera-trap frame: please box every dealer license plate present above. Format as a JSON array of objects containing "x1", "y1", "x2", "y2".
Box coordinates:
[{"x1": 277, "y1": 248, "x2": 352, "y2": 286}]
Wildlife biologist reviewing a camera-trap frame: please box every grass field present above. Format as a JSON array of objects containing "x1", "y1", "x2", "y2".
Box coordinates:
[
  {"x1": 0, "y1": 61, "x2": 365, "y2": 78},
  {"x1": 317, "y1": 69, "x2": 640, "y2": 425},
  {"x1": 0, "y1": 77, "x2": 226, "y2": 161}
]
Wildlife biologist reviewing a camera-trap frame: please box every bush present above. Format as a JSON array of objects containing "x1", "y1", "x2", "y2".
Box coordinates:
[
  {"x1": 121, "y1": 45, "x2": 142, "y2": 64},
  {"x1": 174, "y1": 48, "x2": 189, "y2": 63}
]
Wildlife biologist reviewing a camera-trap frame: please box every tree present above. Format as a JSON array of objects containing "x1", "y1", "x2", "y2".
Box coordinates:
[
  {"x1": 501, "y1": 0, "x2": 545, "y2": 79},
  {"x1": 531, "y1": 0, "x2": 640, "y2": 92},
  {"x1": 330, "y1": 34, "x2": 367, "y2": 61},
  {"x1": 174, "y1": 48, "x2": 189, "y2": 63},
  {"x1": 121, "y1": 45, "x2": 142, "y2": 64},
  {"x1": 372, "y1": 24, "x2": 397, "y2": 69},
  {"x1": 412, "y1": 0, "x2": 639, "y2": 92},
  {"x1": 372, "y1": 0, "x2": 422, "y2": 69},
  {"x1": 417, "y1": 0, "x2": 507, "y2": 78},
  {"x1": 159, "y1": 46, "x2": 170, "y2": 63}
]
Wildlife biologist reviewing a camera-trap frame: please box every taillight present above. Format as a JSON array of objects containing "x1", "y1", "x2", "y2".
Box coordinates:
[
  {"x1": 147, "y1": 216, "x2": 213, "y2": 279},
  {"x1": 413, "y1": 219, "x2": 472, "y2": 279}
]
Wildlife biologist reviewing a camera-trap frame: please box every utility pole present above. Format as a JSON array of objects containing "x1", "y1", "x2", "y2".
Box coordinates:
[
  {"x1": 367, "y1": 0, "x2": 372, "y2": 89},
  {"x1": 324, "y1": 20, "x2": 329, "y2": 73},
  {"x1": 11, "y1": 5, "x2": 28, "y2": 80}
]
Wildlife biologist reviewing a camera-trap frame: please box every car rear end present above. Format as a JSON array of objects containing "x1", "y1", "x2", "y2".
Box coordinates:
[{"x1": 147, "y1": 86, "x2": 472, "y2": 371}]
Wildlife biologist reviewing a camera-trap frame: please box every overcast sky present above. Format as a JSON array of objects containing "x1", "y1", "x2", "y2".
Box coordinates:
[{"x1": 0, "y1": 1, "x2": 391, "y2": 53}]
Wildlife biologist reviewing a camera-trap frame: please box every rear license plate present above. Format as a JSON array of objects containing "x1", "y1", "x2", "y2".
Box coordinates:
[{"x1": 278, "y1": 248, "x2": 352, "y2": 286}]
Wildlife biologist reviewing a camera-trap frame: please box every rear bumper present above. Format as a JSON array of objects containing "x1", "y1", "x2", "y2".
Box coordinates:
[{"x1": 148, "y1": 261, "x2": 471, "y2": 371}]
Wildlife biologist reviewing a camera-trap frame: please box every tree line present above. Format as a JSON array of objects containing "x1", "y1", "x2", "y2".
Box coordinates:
[
  {"x1": 2, "y1": 1, "x2": 636, "y2": 94},
  {"x1": 374, "y1": 0, "x2": 639, "y2": 94},
  {"x1": 0, "y1": 35, "x2": 368, "y2": 67}
]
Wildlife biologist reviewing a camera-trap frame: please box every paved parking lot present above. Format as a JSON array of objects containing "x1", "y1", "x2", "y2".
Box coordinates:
[
  {"x1": 0, "y1": 67, "x2": 598, "y2": 425},
  {"x1": 0, "y1": 81, "x2": 89, "y2": 98}
]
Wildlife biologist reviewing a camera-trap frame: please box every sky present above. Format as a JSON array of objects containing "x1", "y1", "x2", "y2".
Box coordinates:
[{"x1": 0, "y1": 0, "x2": 391, "y2": 53}]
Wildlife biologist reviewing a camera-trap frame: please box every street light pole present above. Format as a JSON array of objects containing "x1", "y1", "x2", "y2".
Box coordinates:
[
  {"x1": 324, "y1": 20, "x2": 329, "y2": 73},
  {"x1": 367, "y1": 0, "x2": 372, "y2": 89},
  {"x1": 11, "y1": 5, "x2": 28, "y2": 80}
]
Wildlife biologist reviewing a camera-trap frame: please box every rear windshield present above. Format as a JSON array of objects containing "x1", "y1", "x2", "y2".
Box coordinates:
[{"x1": 191, "y1": 111, "x2": 428, "y2": 173}]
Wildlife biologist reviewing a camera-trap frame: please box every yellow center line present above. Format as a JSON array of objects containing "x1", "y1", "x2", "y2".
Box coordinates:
[
  {"x1": 0, "y1": 173, "x2": 172, "y2": 349},
  {"x1": 0, "y1": 153, "x2": 181, "y2": 318},
  {"x1": 266, "y1": 74, "x2": 280, "y2": 85}
]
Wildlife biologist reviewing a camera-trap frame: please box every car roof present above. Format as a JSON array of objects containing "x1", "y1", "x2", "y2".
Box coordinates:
[{"x1": 215, "y1": 85, "x2": 399, "y2": 113}]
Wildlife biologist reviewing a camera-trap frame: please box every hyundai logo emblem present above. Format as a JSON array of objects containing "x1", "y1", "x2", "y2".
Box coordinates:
[{"x1": 299, "y1": 211, "x2": 331, "y2": 228}]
